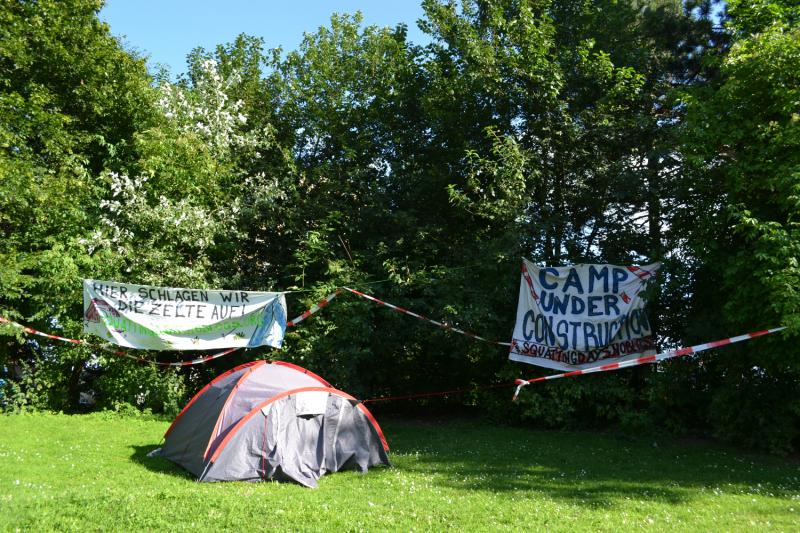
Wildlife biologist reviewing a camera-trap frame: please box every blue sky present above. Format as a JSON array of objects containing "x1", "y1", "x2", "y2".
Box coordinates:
[{"x1": 100, "y1": 1, "x2": 429, "y2": 77}]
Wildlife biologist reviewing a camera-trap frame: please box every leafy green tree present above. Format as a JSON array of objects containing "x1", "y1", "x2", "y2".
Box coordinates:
[
  {"x1": 91, "y1": 57, "x2": 267, "y2": 288},
  {"x1": 418, "y1": 0, "x2": 717, "y2": 422},
  {"x1": 198, "y1": 15, "x2": 434, "y2": 396},
  {"x1": 667, "y1": 0, "x2": 800, "y2": 452},
  {"x1": 0, "y1": 0, "x2": 155, "y2": 409}
]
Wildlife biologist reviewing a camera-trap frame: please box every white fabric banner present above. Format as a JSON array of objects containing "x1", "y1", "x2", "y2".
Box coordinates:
[
  {"x1": 83, "y1": 279, "x2": 286, "y2": 351},
  {"x1": 509, "y1": 259, "x2": 660, "y2": 371}
]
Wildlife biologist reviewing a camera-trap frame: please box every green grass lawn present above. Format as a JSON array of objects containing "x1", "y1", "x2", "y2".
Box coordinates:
[{"x1": 1, "y1": 413, "x2": 799, "y2": 531}]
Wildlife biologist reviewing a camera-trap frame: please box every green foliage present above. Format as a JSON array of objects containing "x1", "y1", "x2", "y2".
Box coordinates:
[
  {"x1": 0, "y1": 0, "x2": 797, "y2": 452},
  {"x1": 726, "y1": 0, "x2": 800, "y2": 34},
  {"x1": 94, "y1": 360, "x2": 186, "y2": 416},
  {"x1": 708, "y1": 365, "x2": 800, "y2": 455},
  {"x1": 673, "y1": 0, "x2": 800, "y2": 452},
  {"x1": 89, "y1": 56, "x2": 263, "y2": 288},
  {"x1": 0, "y1": 0, "x2": 155, "y2": 409},
  {"x1": 680, "y1": 1, "x2": 800, "y2": 333},
  {"x1": 0, "y1": 0, "x2": 154, "y2": 308}
]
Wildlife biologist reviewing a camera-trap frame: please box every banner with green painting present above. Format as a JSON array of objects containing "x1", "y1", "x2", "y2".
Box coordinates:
[{"x1": 83, "y1": 280, "x2": 286, "y2": 350}]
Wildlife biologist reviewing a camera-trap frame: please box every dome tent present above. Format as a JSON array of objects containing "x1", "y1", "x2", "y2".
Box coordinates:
[{"x1": 157, "y1": 360, "x2": 389, "y2": 488}]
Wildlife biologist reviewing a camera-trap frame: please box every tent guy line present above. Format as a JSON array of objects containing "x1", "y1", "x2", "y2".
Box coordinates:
[{"x1": 362, "y1": 381, "x2": 516, "y2": 403}]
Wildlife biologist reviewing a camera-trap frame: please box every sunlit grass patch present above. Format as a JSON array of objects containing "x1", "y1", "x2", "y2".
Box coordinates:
[{"x1": 1, "y1": 413, "x2": 798, "y2": 531}]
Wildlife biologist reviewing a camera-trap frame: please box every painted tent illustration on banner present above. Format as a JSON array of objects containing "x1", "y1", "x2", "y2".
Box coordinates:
[
  {"x1": 509, "y1": 259, "x2": 660, "y2": 371},
  {"x1": 83, "y1": 280, "x2": 287, "y2": 351}
]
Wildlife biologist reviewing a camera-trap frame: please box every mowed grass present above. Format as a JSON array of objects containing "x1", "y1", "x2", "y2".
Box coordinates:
[{"x1": 1, "y1": 413, "x2": 799, "y2": 531}]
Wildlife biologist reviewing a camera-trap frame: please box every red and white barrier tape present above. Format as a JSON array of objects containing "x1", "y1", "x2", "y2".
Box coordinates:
[
  {"x1": 286, "y1": 289, "x2": 341, "y2": 327},
  {"x1": 512, "y1": 326, "x2": 786, "y2": 400},
  {"x1": 0, "y1": 293, "x2": 338, "y2": 367},
  {"x1": 626, "y1": 264, "x2": 657, "y2": 280},
  {"x1": 155, "y1": 348, "x2": 241, "y2": 367},
  {"x1": 0, "y1": 316, "x2": 240, "y2": 367},
  {"x1": 342, "y1": 287, "x2": 511, "y2": 346},
  {"x1": 520, "y1": 262, "x2": 539, "y2": 303}
]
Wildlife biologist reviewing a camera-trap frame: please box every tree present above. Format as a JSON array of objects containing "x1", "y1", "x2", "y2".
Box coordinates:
[
  {"x1": 671, "y1": 0, "x2": 800, "y2": 452},
  {"x1": 0, "y1": 0, "x2": 155, "y2": 409},
  {"x1": 418, "y1": 0, "x2": 718, "y2": 425}
]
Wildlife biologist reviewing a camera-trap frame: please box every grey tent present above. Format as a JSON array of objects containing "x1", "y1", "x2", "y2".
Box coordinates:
[{"x1": 158, "y1": 360, "x2": 389, "y2": 487}]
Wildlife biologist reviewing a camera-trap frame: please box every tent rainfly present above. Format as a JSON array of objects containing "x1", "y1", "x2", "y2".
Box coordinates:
[{"x1": 156, "y1": 360, "x2": 389, "y2": 488}]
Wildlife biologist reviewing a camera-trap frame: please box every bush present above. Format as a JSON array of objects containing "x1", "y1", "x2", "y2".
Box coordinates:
[{"x1": 94, "y1": 360, "x2": 186, "y2": 417}]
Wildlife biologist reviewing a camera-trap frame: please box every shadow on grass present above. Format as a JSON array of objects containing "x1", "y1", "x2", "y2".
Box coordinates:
[
  {"x1": 124, "y1": 418, "x2": 800, "y2": 509},
  {"x1": 129, "y1": 445, "x2": 194, "y2": 480},
  {"x1": 381, "y1": 418, "x2": 800, "y2": 508}
]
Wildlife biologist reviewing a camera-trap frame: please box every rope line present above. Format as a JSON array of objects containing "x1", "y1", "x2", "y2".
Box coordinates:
[
  {"x1": 512, "y1": 326, "x2": 786, "y2": 400},
  {"x1": 363, "y1": 327, "x2": 786, "y2": 404},
  {"x1": 0, "y1": 316, "x2": 241, "y2": 367},
  {"x1": 0, "y1": 282, "x2": 510, "y2": 367},
  {"x1": 0, "y1": 292, "x2": 339, "y2": 367},
  {"x1": 1, "y1": 303, "x2": 785, "y2": 404},
  {"x1": 286, "y1": 290, "x2": 341, "y2": 327},
  {"x1": 342, "y1": 287, "x2": 511, "y2": 347}
]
